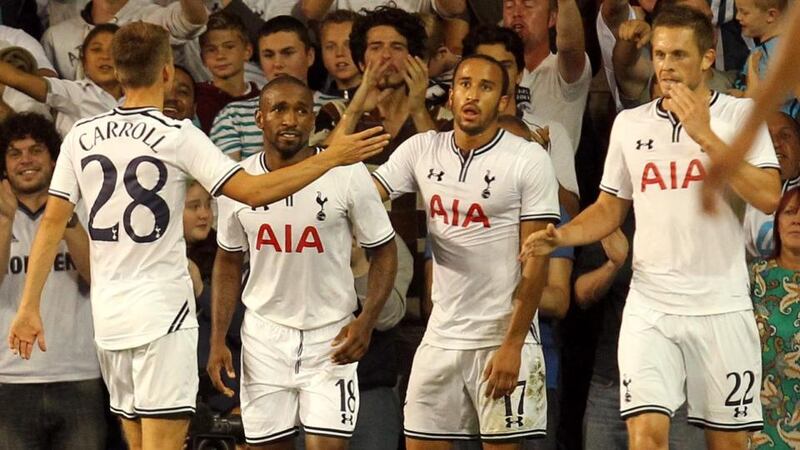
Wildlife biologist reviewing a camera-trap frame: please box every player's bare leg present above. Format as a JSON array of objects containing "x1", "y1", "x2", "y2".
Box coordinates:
[
  {"x1": 250, "y1": 438, "x2": 294, "y2": 450},
  {"x1": 626, "y1": 413, "x2": 670, "y2": 450},
  {"x1": 140, "y1": 417, "x2": 190, "y2": 450},
  {"x1": 704, "y1": 430, "x2": 748, "y2": 450},
  {"x1": 120, "y1": 418, "x2": 143, "y2": 450},
  {"x1": 406, "y1": 437, "x2": 453, "y2": 450},
  {"x1": 305, "y1": 434, "x2": 349, "y2": 450},
  {"x1": 483, "y1": 439, "x2": 522, "y2": 450}
]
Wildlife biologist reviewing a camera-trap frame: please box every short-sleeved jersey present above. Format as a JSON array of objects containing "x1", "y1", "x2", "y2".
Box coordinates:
[
  {"x1": 49, "y1": 106, "x2": 242, "y2": 350},
  {"x1": 216, "y1": 150, "x2": 395, "y2": 330},
  {"x1": 600, "y1": 92, "x2": 779, "y2": 315},
  {"x1": 0, "y1": 206, "x2": 99, "y2": 383},
  {"x1": 373, "y1": 130, "x2": 561, "y2": 350}
]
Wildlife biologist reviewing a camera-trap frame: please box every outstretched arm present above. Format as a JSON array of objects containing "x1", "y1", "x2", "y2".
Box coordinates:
[
  {"x1": 670, "y1": 83, "x2": 781, "y2": 214},
  {"x1": 0, "y1": 61, "x2": 47, "y2": 103},
  {"x1": 7, "y1": 196, "x2": 75, "y2": 359},
  {"x1": 703, "y1": 2, "x2": 800, "y2": 208},
  {"x1": 222, "y1": 127, "x2": 390, "y2": 207}
]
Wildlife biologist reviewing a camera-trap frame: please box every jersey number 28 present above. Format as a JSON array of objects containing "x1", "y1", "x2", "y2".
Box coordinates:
[{"x1": 81, "y1": 155, "x2": 170, "y2": 243}]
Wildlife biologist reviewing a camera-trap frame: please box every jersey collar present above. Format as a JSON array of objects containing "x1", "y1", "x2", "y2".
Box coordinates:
[
  {"x1": 449, "y1": 129, "x2": 505, "y2": 161},
  {"x1": 655, "y1": 90, "x2": 721, "y2": 124}
]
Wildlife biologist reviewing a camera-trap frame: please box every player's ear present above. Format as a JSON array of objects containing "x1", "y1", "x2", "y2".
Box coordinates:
[
  {"x1": 498, "y1": 93, "x2": 510, "y2": 114},
  {"x1": 255, "y1": 110, "x2": 264, "y2": 130},
  {"x1": 701, "y1": 48, "x2": 715, "y2": 72},
  {"x1": 447, "y1": 86, "x2": 454, "y2": 110}
]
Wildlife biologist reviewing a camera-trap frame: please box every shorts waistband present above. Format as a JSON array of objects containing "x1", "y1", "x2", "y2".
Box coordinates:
[{"x1": 242, "y1": 311, "x2": 353, "y2": 343}]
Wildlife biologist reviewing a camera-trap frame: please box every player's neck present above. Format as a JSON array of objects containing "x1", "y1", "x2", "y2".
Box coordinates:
[
  {"x1": 264, "y1": 146, "x2": 316, "y2": 171},
  {"x1": 662, "y1": 84, "x2": 710, "y2": 113},
  {"x1": 16, "y1": 190, "x2": 48, "y2": 214},
  {"x1": 454, "y1": 123, "x2": 501, "y2": 155},
  {"x1": 122, "y1": 86, "x2": 164, "y2": 111},
  {"x1": 503, "y1": 95, "x2": 517, "y2": 116}
]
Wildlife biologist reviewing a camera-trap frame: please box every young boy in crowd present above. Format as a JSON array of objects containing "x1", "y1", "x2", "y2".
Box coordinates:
[
  {"x1": 319, "y1": 10, "x2": 362, "y2": 101},
  {"x1": 733, "y1": 0, "x2": 799, "y2": 116},
  {"x1": 196, "y1": 11, "x2": 259, "y2": 133}
]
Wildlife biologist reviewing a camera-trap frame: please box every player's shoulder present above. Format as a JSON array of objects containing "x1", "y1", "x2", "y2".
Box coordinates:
[
  {"x1": 239, "y1": 151, "x2": 266, "y2": 173},
  {"x1": 615, "y1": 98, "x2": 657, "y2": 123},
  {"x1": 495, "y1": 129, "x2": 549, "y2": 162},
  {"x1": 710, "y1": 90, "x2": 753, "y2": 116}
]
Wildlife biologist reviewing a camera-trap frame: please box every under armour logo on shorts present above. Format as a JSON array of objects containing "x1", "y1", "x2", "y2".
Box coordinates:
[
  {"x1": 505, "y1": 416, "x2": 524, "y2": 428},
  {"x1": 341, "y1": 413, "x2": 354, "y2": 425},
  {"x1": 734, "y1": 406, "x2": 748, "y2": 418}
]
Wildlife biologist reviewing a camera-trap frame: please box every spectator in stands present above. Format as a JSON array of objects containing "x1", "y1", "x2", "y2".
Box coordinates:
[
  {"x1": 342, "y1": 235, "x2": 413, "y2": 450},
  {"x1": 612, "y1": 0, "x2": 735, "y2": 109},
  {"x1": 575, "y1": 216, "x2": 706, "y2": 450},
  {"x1": 596, "y1": 0, "x2": 649, "y2": 110},
  {"x1": 184, "y1": 179, "x2": 245, "y2": 416},
  {"x1": 211, "y1": 15, "x2": 336, "y2": 160},
  {"x1": 749, "y1": 188, "x2": 800, "y2": 450},
  {"x1": 0, "y1": 23, "x2": 122, "y2": 136},
  {"x1": 163, "y1": 65, "x2": 197, "y2": 122},
  {"x1": 744, "y1": 112, "x2": 800, "y2": 259},
  {"x1": 0, "y1": 112, "x2": 104, "y2": 450},
  {"x1": 41, "y1": 0, "x2": 207, "y2": 80},
  {"x1": 319, "y1": 5, "x2": 445, "y2": 165},
  {"x1": 300, "y1": 0, "x2": 466, "y2": 21},
  {"x1": 419, "y1": 12, "x2": 459, "y2": 108},
  {"x1": 319, "y1": 10, "x2": 362, "y2": 101},
  {"x1": 462, "y1": 24, "x2": 579, "y2": 216},
  {"x1": 732, "y1": 0, "x2": 799, "y2": 117},
  {"x1": 0, "y1": 41, "x2": 51, "y2": 121},
  {"x1": 503, "y1": 0, "x2": 591, "y2": 152},
  {"x1": 196, "y1": 12, "x2": 259, "y2": 134},
  {"x1": 0, "y1": 25, "x2": 57, "y2": 77}
]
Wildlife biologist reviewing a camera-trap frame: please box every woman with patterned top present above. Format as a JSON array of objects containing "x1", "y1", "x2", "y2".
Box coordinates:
[{"x1": 750, "y1": 188, "x2": 800, "y2": 450}]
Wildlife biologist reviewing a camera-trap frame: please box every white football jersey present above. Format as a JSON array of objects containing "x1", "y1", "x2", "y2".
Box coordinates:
[
  {"x1": 0, "y1": 206, "x2": 99, "y2": 382},
  {"x1": 216, "y1": 150, "x2": 395, "y2": 331},
  {"x1": 374, "y1": 130, "x2": 561, "y2": 350},
  {"x1": 49, "y1": 106, "x2": 242, "y2": 350},
  {"x1": 600, "y1": 92, "x2": 779, "y2": 315}
]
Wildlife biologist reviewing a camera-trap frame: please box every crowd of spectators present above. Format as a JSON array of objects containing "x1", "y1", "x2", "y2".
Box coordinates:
[{"x1": 0, "y1": 0, "x2": 798, "y2": 448}]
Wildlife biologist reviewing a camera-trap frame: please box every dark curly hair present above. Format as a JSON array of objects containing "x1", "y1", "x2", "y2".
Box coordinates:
[
  {"x1": 348, "y1": 5, "x2": 427, "y2": 69},
  {"x1": 0, "y1": 113, "x2": 61, "y2": 175},
  {"x1": 462, "y1": 25, "x2": 525, "y2": 74}
]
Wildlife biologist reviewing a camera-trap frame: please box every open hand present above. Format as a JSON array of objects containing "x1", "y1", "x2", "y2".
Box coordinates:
[
  {"x1": 7, "y1": 307, "x2": 45, "y2": 359},
  {"x1": 519, "y1": 223, "x2": 562, "y2": 261},
  {"x1": 326, "y1": 126, "x2": 391, "y2": 165}
]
